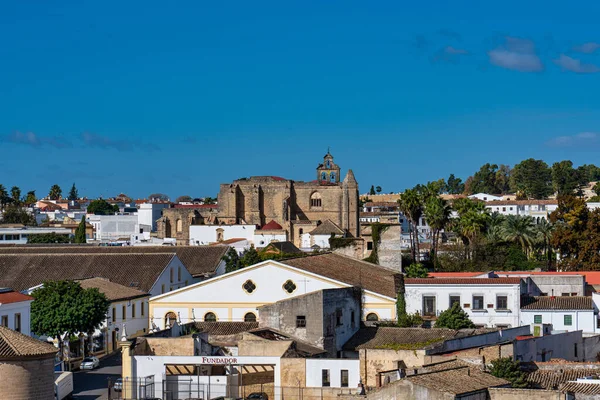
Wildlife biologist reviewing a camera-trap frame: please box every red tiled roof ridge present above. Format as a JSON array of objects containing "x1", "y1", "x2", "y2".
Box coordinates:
[
  {"x1": 260, "y1": 220, "x2": 283, "y2": 230},
  {"x1": 0, "y1": 291, "x2": 33, "y2": 304},
  {"x1": 406, "y1": 278, "x2": 522, "y2": 285}
]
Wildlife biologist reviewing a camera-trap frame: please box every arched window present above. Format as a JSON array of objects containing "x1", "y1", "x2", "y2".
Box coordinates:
[
  {"x1": 366, "y1": 313, "x2": 379, "y2": 322},
  {"x1": 164, "y1": 219, "x2": 172, "y2": 238},
  {"x1": 299, "y1": 228, "x2": 303, "y2": 235},
  {"x1": 216, "y1": 228, "x2": 224, "y2": 242},
  {"x1": 176, "y1": 219, "x2": 183, "y2": 232},
  {"x1": 310, "y1": 192, "x2": 322, "y2": 208},
  {"x1": 204, "y1": 312, "x2": 217, "y2": 322},
  {"x1": 321, "y1": 172, "x2": 327, "y2": 181},
  {"x1": 244, "y1": 312, "x2": 257, "y2": 322},
  {"x1": 330, "y1": 172, "x2": 336, "y2": 182},
  {"x1": 326, "y1": 160, "x2": 331, "y2": 168},
  {"x1": 164, "y1": 311, "x2": 177, "y2": 328}
]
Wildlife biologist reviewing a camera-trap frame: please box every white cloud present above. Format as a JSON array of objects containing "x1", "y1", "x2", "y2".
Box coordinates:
[
  {"x1": 554, "y1": 54, "x2": 600, "y2": 74},
  {"x1": 546, "y1": 132, "x2": 599, "y2": 147},
  {"x1": 573, "y1": 42, "x2": 600, "y2": 54},
  {"x1": 488, "y1": 37, "x2": 543, "y2": 72}
]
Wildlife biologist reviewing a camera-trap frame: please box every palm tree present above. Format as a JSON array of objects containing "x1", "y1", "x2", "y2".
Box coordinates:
[
  {"x1": 501, "y1": 215, "x2": 536, "y2": 256},
  {"x1": 0, "y1": 184, "x2": 7, "y2": 209},
  {"x1": 535, "y1": 219, "x2": 555, "y2": 269},
  {"x1": 423, "y1": 196, "x2": 451, "y2": 269},
  {"x1": 398, "y1": 189, "x2": 424, "y2": 261},
  {"x1": 10, "y1": 186, "x2": 21, "y2": 205},
  {"x1": 458, "y1": 210, "x2": 490, "y2": 259}
]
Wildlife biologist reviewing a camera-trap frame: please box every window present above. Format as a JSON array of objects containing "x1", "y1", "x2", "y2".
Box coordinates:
[
  {"x1": 561, "y1": 293, "x2": 570, "y2": 296},
  {"x1": 161, "y1": 284, "x2": 165, "y2": 294},
  {"x1": 326, "y1": 160, "x2": 331, "y2": 168},
  {"x1": 330, "y1": 172, "x2": 336, "y2": 182},
  {"x1": 367, "y1": 242, "x2": 373, "y2": 250},
  {"x1": 112, "y1": 307, "x2": 116, "y2": 322},
  {"x1": 132, "y1": 303, "x2": 136, "y2": 319},
  {"x1": 176, "y1": 219, "x2": 183, "y2": 232},
  {"x1": 283, "y1": 280, "x2": 297, "y2": 294},
  {"x1": 296, "y1": 315, "x2": 306, "y2": 328},
  {"x1": 472, "y1": 295, "x2": 484, "y2": 310},
  {"x1": 540, "y1": 293, "x2": 548, "y2": 296},
  {"x1": 449, "y1": 295, "x2": 461, "y2": 308},
  {"x1": 341, "y1": 370, "x2": 349, "y2": 387},
  {"x1": 310, "y1": 192, "x2": 322, "y2": 207},
  {"x1": 204, "y1": 312, "x2": 217, "y2": 322},
  {"x1": 321, "y1": 172, "x2": 327, "y2": 181},
  {"x1": 244, "y1": 312, "x2": 257, "y2": 322},
  {"x1": 141, "y1": 302, "x2": 145, "y2": 317},
  {"x1": 366, "y1": 313, "x2": 379, "y2": 322},
  {"x1": 122, "y1": 305, "x2": 126, "y2": 321},
  {"x1": 564, "y1": 315, "x2": 573, "y2": 326},
  {"x1": 0, "y1": 315, "x2": 7, "y2": 327},
  {"x1": 496, "y1": 295, "x2": 508, "y2": 310},
  {"x1": 243, "y1": 280, "x2": 257, "y2": 294},
  {"x1": 574, "y1": 343, "x2": 578, "y2": 358},
  {"x1": 299, "y1": 228, "x2": 303, "y2": 235},
  {"x1": 170, "y1": 268, "x2": 174, "y2": 283},
  {"x1": 322, "y1": 369, "x2": 330, "y2": 387},
  {"x1": 423, "y1": 296, "x2": 436, "y2": 316},
  {"x1": 336, "y1": 309, "x2": 343, "y2": 326},
  {"x1": 351, "y1": 310, "x2": 356, "y2": 328},
  {"x1": 572, "y1": 293, "x2": 577, "y2": 296},
  {"x1": 534, "y1": 315, "x2": 542, "y2": 324},
  {"x1": 178, "y1": 267, "x2": 181, "y2": 281},
  {"x1": 14, "y1": 314, "x2": 21, "y2": 332}
]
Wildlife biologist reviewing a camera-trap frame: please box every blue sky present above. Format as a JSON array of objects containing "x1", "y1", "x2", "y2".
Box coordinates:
[{"x1": 1, "y1": 1, "x2": 600, "y2": 199}]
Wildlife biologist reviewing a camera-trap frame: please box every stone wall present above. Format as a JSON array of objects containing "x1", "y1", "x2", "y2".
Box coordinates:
[
  {"x1": 359, "y1": 348, "x2": 427, "y2": 388},
  {"x1": 488, "y1": 388, "x2": 561, "y2": 400},
  {"x1": 0, "y1": 356, "x2": 56, "y2": 400},
  {"x1": 377, "y1": 225, "x2": 402, "y2": 272},
  {"x1": 141, "y1": 337, "x2": 194, "y2": 356},
  {"x1": 364, "y1": 379, "x2": 457, "y2": 400}
]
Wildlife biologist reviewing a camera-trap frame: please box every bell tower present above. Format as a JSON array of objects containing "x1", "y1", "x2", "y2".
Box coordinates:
[{"x1": 316, "y1": 150, "x2": 341, "y2": 184}]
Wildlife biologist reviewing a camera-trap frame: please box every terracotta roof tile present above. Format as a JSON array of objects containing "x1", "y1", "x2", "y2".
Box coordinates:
[
  {"x1": 528, "y1": 369, "x2": 600, "y2": 389},
  {"x1": 429, "y1": 272, "x2": 485, "y2": 278},
  {"x1": 282, "y1": 253, "x2": 400, "y2": 298},
  {"x1": 521, "y1": 296, "x2": 593, "y2": 310},
  {"x1": 310, "y1": 220, "x2": 344, "y2": 235},
  {"x1": 0, "y1": 326, "x2": 57, "y2": 359},
  {"x1": 406, "y1": 278, "x2": 522, "y2": 285},
  {"x1": 560, "y1": 382, "x2": 600, "y2": 395},
  {"x1": 0, "y1": 245, "x2": 227, "y2": 278},
  {"x1": 260, "y1": 220, "x2": 283, "y2": 230},
  {"x1": 77, "y1": 277, "x2": 149, "y2": 301},
  {"x1": 193, "y1": 321, "x2": 259, "y2": 336},
  {"x1": 406, "y1": 367, "x2": 509, "y2": 394},
  {"x1": 0, "y1": 291, "x2": 33, "y2": 304}
]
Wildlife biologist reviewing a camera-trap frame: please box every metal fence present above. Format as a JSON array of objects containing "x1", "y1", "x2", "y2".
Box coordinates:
[{"x1": 108, "y1": 378, "x2": 360, "y2": 400}]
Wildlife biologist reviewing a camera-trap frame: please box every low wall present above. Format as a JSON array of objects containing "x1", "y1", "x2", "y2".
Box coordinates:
[{"x1": 488, "y1": 387, "x2": 561, "y2": 400}]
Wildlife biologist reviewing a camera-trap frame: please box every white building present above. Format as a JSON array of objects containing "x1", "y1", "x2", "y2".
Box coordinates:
[
  {"x1": 253, "y1": 220, "x2": 288, "y2": 248},
  {"x1": 404, "y1": 278, "x2": 525, "y2": 328},
  {"x1": 520, "y1": 295, "x2": 599, "y2": 335},
  {"x1": 484, "y1": 200, "x2": 559, "y2": 221},
  {"x1": 0, "y1": 226, "x2": 72, "y2": 244},
  {"x1": 300, "y1": 220, "x2": 345, "y2": 250},
  {"x1": 0, "y1": 289, "x2": 32, "y2": 336},
  {"x1": 149, "y1": 253, "x2": 398, "y2": 330},
  {"x1": 88, "y1": 214, "x2": 146, "y2": 242},
  {"x1": 469, "y1": 193, "x2": 503, "y2": 202},
  {"x1": 189, "y1": 224, "x2": 256, "y2": 246},
  {"x1": 137, "y1": 202, "x2": 171, "y2": 232}
]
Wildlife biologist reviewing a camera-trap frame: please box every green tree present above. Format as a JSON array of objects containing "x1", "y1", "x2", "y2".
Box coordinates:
[
  {"x1": 369, "y1": 185, "x2": 376, "y2": 195},
  {"x1": 68, "y1": 183, "x2": 79, "y2": 201},
  {"x1": 240, "y1": 245, "x2": 262, "y2": 267},
  {"x1": 446, "y1": 174, "x2": 465, "y2": 194},
  {"x1": 48, "y1": 184, "x2": 62, "y2": 200},
  {"x1": 434, "y1": 302, "x2": 475, "y2": 329},
  {"x1": 10, "y1": 186, "x2": 21, "y2": 204},
  {"x1": 27, "y1": 232, "x2": 71, "y2": 243},
  {"x1": 593, "y1": 182, "x2": 600, "y2": 197},
  {"x1": 222, "y1": 247, "x2": 242, "y2": 272},
  {"x1": 24, "y1": 190, "x2": 37, "y2": 206},
  {"x1": 404, "y1": 263, "x2": 429, "y2": 278},
  {"x1": 469, "y1": 163, "x2": 502, "y2": 194},
  {"x1": 396, "y1": 274, "x2": 408, "y2": 327},
  {"x1": 495, "y1": 164, "x2": 512, "y2": 194},
  {"x1": 580, "y1": 164, "x2": 600, "y2": 182},
  {"x1": 501, "y1": 215, "x2": 536, "y2": 255},
  {"x1": 551, "y1": 160, "x2": 586, "y2": 196},
  {"x1": 74, "y1": 216, "x2": 87, "y2": 244},
  {"x1": 375, "y1": 186, "x2": 382, "y2": 193},
  {"x1": 203, "y1": 197, "x2": 217, "y2": 205},
  {"x1": 423, "y1": 196, "x2": 451, "y2": 268},
  {"x1": 0, "y1": 184, "x2": 9, "y2": 208},
  {"x1": 535, "y1": 219, "x2": 554, "y2": 269},
  {"x1": 176, "y1": 195, "x2": 193, "y2": 203},
  {"x1": 0, "y1": 204, "x2": 36, "y2": 225},
  {"x1": 87, "y1": 199, "x2": 119, "y2": 215},
  {"x1": 149, "y1": 193, "x2": 170, "y2": 202},
  {"x1": 489, "y1": 357, "x2": 528, "y2": 388},
  {"x1": 398, "y1": 188, "x2": 424, "y2": 261},
  {"x1": 31, "y1": 281, "x2": 110, "y2": 361},
  {"x1": 511, "y1": 159, "x2": 552, "y2": 199}
]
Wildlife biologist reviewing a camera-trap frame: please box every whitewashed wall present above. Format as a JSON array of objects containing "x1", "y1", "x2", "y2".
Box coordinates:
[
  {"x1": 305, "y1": 359, "x2": 360, "y2": 388},
  {"x1": 520, "y1": 310, "x2": 596, "y2": 334}
]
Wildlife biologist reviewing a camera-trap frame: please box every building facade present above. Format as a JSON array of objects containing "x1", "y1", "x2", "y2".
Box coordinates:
[
  {"x1": 158, "y1": 152, "x2": 360, "y2": 247},
  {"x1": 0, "y1": 290, "x2": 33, "y2": 336}
]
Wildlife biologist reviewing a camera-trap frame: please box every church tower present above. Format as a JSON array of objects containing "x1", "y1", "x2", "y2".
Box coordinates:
[{"x1": 316, "y1": 151, "x2": 341, "y2": 184}]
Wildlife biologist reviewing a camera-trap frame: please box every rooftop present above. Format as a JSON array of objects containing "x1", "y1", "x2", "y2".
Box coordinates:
[
  {"x1": 260, "y1": 220, "x2": 284, "y2": 231},
  {"x1": 429, "y1": 272, "x2": 486, "y2": 278},
  {"x1": 521, "y1": 296, "x2": 593, "y2": 310},
  {"x1": 0, "y1": 326, "x2": 58, "y2": 359},
  {"x1": 528, "y1": 369, "x2": 600, "y2": 390},
  {"x1": 282, "y1": 253, "x2": 400, "y2": 298},
  {"x1": 405, "y1": 366, "x2": 508, "y2": 394},
  {"x1": 405, "y1": 278, "x2": 523, "y2": 285},
  {"x1": 0, "y1": 290, "x2": 33, "y2": 305},
  {"x1": 263, "y1": 241, "x2": 302, "y2": 254},
  {"x1": 77, "y1": 277, "x2": 149, "y2": 302},
  {"x1": 560, "y1": 381, "x2": 600, "y2": 395},
  {"x1": 309, "y1": 219, "x2": 345, "y2": 235}
]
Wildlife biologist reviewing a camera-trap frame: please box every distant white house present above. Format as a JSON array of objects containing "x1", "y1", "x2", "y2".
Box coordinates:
[
  {"x1": 469, "y1": 193, "x2": 503, "y2": 202},
  {"x1": 0, "y1": 289, "x2": 33, "y2": 336},
  {"x1": 137, "y1": 202, "x2": 170, "y2": 232},
  {"x1": 0, "y1": 226, "x2": 72, "y2": 244},
  {"x1": 189, "y1": 224, "x2": 256, "y2": 246},
  {"x1": 88, "y1": 214, "x2": 147, "y2": 242}
]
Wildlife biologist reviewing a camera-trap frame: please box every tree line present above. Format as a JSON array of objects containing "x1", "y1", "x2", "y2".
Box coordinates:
[{"x1": 440, "y1": 159, "x2": 600, "y2": 199}]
